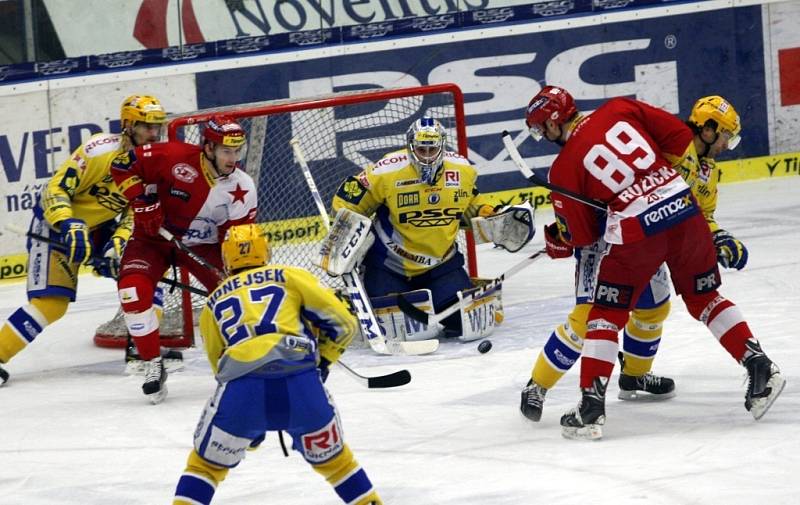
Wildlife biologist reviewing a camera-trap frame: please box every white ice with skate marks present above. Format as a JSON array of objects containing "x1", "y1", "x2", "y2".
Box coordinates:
[{"x1": 0, "y1": 178, "x2": 798, "y2": 504}]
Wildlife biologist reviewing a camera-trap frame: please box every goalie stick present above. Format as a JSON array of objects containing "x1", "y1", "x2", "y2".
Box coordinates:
[
  {"x1": 336, "y1": 360, "x2": 411, "y2": 389},
  {"x1": 6, "y1": 225, "x2": 208, "y2": 297},
  {"x1": 501, "y1": 131, "x2": 608, "y2": 212},
  {"x1": 398, "y1": 247, "x2": 547, "y2": 326},
  {"x1": 290, "y1": 137, "x2": 438, "y2": 357}
]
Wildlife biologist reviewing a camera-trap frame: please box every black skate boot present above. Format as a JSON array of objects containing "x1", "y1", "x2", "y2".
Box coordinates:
[
  {"x1": 142, "y1": 356, "x2": 168, "y2": 404},
  {"x1": 618, "y1": 372, "x2": 676, "y2": 401},
  {"x1": 742, "y1": 340, "x2": 785, "y2": 420},
  {"x1": 0, "y1": 364, "x2": 9, "y2": 386},
  {"x1": 520, "y1": 379, "x2": 548, "y2": 422},
  {"x1": 617, "y1": 351, "x2": 675, "y2": 401},
  {"x1": 561, "y1": 377, "x2": 607, "y2": 440}
]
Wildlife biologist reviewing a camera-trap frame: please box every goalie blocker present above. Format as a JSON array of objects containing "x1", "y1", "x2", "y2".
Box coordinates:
[{"x1": 316, "y1": 208, "x2": 374, "y2": 277}]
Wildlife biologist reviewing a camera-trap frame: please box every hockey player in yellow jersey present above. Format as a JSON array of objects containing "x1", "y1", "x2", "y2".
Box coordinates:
[
  {"x1": 173, "y1": 224, "x2": 382, "y2": 505},
  {"x1": 520, "y1": 95, "x2": 744, "y2": 421},
  {"x1": 0, "y1": 95, "x2": 166, "y2": 385},
  {"x1": 329, "y1": 117, "x2": 523, "y2": 339}
]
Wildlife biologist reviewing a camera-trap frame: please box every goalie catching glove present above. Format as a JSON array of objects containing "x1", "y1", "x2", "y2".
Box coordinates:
[
  {"x1": 315, "y1": 208, "x2": 375, "y2": 276},
  {"x1": 471, "y1": 200, "x2": 536, "y2": 252}
]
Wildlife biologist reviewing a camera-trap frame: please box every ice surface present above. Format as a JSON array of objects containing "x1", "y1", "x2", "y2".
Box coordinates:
[{"x1": 1, "y1": 177, "x2": 798, "y2": 504}]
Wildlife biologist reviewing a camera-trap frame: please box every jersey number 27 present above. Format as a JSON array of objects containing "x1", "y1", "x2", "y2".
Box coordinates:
[{"x1": 214, "y1": 285, "x2": 286, "y2": 344}]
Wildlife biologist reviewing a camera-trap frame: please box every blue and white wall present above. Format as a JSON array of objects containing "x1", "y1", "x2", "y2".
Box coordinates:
[{"x1": 1, "y1": 0, "x2": 798, "y2": 278}]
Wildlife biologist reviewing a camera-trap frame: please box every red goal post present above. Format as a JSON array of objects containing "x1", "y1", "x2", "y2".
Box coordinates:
[{"x1": 94, "y1": 83, "x2": 477, "y2": 349}]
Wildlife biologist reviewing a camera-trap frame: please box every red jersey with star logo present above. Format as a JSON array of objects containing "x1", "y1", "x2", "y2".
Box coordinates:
[{"x1": 111, "y1": 141, "x2": 257, "y2": 245}]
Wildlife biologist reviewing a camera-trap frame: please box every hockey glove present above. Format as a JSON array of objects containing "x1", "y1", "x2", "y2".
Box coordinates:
[
  {"x1": 92, "y1": 237, "x2": 126, "y2": 279},
  {"x1": 713, "y1": 229, "x2": 748, "y2": 270},
  {"x1": 544, "y1": 222, "x2": 573, "y2": 259},
  {"x1": 131, "y1": 195, "x2": 163, "y2": 237},
  {"x1": 60, "y1": 218, "x2": 92, "y2": 264}
]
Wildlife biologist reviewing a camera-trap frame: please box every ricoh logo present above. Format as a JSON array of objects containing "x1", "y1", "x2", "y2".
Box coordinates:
[{"x1": 642, "y1": 194, "x2": 693, "y2": 227}]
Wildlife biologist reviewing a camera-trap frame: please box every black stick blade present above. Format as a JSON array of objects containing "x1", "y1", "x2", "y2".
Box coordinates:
[
  {"x1": 368, "y1": 369, "x2": 412, "y2": 388},
  {"x1": 397, "y1": 294, "x2": 429, "y2": 325}
]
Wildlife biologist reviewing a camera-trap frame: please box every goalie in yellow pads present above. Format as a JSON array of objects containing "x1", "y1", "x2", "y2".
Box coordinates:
[
  {"x1": 325, "y1": 117, "x2": 533, "y2": 342},
  {"x1": 173, "y1": 224, "x2": 382, "y2": 505}
]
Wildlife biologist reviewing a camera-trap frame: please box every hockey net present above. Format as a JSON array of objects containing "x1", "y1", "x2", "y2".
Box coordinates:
[{"x1": 94, "y1": 83, "x2": 475, "y2": 349}]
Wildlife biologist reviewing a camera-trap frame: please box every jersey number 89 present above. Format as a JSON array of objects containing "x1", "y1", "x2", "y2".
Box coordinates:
[{"x1": 583, "y1": 120, "x2": 656, "y2": 192}]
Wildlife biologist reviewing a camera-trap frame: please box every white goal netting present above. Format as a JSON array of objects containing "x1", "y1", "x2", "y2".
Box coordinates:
[{"x1": 94, "y1": 84, "x2": 474, "y2": 348}]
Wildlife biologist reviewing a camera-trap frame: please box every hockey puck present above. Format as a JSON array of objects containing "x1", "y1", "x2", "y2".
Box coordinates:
[{"x1": 478, "y1": 339, "x2": 492, "y2": 354}]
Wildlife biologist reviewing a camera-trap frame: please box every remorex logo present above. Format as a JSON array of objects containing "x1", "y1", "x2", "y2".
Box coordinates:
[{"x1": 642, "y1": 193, "x2": 694, "y2": 228}]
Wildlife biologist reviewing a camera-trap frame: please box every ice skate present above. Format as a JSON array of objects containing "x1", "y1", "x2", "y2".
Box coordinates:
[
  {"x1": 142, "y1": 357, "x2": 168, "y2": 404},
  {"x1": 561, "y1": 377, "x2": 607, "y2": 440},
  {"x1": 0, "y1": 364, "x2": 8, "y2": 386},
  {"x1": 743, "y1": 352, "x2": 785, "y2": 420},
  {"x1": 618, "y1": 372, "x2": 676, "y2": 401},
  {"x1": 520, "y1": 379, "x2": 547, "y2": 422}
]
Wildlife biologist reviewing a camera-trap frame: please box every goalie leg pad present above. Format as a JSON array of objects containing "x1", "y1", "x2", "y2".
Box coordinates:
[
  {"x1": 458, "y1": 282, "x2": 504, "y2": 342},
  {"x1": 316, "y1": 208, "x2": 375, "y2": 276},
  {"x1": 372, "y1": 289, "x2": 441, "y2": 342}
]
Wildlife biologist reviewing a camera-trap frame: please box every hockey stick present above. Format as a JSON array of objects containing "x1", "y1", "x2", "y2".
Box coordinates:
[
  {"x1": 398, "y1": 247, "x2": 547, "y2": 326},
  {"x1": 336, "y1": 360, "x2": 411, "y2": 389},
  {"x1": 158, "y1": 227, "x2": 226, "y2": 281},
  {"x1": 291, "y1": 137, "x2": 438, "y2": 356},
  {"x1": 501, "y1": 131, "x2": 608, "y2": 212},
  {"x1": 6, "y1": 225, "x2": 208, "y2": 297}
]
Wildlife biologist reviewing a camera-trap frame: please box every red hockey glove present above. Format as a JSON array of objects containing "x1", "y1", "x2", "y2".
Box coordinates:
[
  {"x1": 131, "y1": 196, "x2": 163, "y2": 237},
  {"x1": 544, "y1": 222, "x2": 573, "y2": 259}
]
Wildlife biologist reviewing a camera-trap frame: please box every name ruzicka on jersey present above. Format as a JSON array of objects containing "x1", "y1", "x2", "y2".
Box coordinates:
[
  {"x1": 618, "y1": 166, "x2": 679, "y2": 204},
  {"x1": 207, "y1": 268, "x2": 286, "y2": 306}
]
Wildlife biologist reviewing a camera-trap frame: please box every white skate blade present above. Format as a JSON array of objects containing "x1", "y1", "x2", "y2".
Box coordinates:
[
  {"x1": 750, "y1": 374, "x2": 786, "y2": 420},
  {"x1": 618, "y1": 389, "x2": 676, "y2": 401},
  {"x1": 146, "y1": 385, "x2": 168, "y2": 405},
  {"x1": 561, "y1": 421, "x2": 604, "y2": 441},
  {"x1": 126, "y1": 358, "x2": 185, "y2": 376}
]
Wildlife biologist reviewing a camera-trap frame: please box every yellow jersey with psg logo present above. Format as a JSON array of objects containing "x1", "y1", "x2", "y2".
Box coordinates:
[{"x1": 332, "y1": 149, "x2": 491, "y2": 277}]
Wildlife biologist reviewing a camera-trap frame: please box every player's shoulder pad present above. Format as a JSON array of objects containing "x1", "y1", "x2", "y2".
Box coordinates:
[
  {"x1": 443, "y1": 151, "x2": 471, "y2": 166},
  {"x1": 335, "y1": 174, "x2": 369, "y2": 205},
  {"x1": 82, "y1": 133, "x2": 122, "y2": 158},
  {"x1": 371, "y1": 149, "x2": 412, "y2": 175},
  {"x1": 111, "y1": 149, "x2": 137, "y2": 171}
]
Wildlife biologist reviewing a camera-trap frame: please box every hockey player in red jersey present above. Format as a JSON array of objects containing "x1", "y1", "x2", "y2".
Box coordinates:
[
  {"x1": 523, "y1": 86, "x2": 784, "y2": 439},
  {"x1": 111, "y1": 115, "x2": 257, "y2": 403}
]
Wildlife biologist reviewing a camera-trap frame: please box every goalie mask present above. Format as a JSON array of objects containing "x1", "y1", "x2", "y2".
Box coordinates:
[
  {"x1": 406, "y1": 117, "x2": 447, "y2": 185},
  {"x1": 688, "y1": 95, "x2": 741, "y2": 150},
  {"x1": 222, "y1": 224, "x2": 270, "y2": 274}
]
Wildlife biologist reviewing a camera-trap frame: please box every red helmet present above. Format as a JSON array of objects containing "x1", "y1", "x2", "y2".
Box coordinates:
[
  {"x1": 524, "y1": 86, "x2": 577, "y2": 141},
  {"x1": 204, "y1": 115, "x2": 246, "y2": 147}
]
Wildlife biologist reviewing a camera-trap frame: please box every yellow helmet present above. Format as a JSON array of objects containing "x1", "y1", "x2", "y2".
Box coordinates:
[
  {"x1": 222, "y1": 224, "x2": 270, "y2": 274},
  {"x1": 120, "y1": 95, "x2": 167, "y2": 131},
  {"x1": 688, "y1": 96, "x2": 741, "y2": 149}
]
